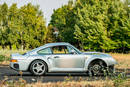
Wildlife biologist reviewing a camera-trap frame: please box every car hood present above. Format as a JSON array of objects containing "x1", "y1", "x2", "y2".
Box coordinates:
[{"x1": 82, "y1": 52, "x2": 111, "y2": 57}]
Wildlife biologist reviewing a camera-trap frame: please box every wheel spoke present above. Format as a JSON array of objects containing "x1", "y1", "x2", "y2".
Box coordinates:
[
  {"x1": 36, "y1": 63, "x2": 41, "y2": 67},
  {"x1": 92, "y1": 64, "x2": 101, "y2": 75},
  {"x1": 33, "y1": 67, "x2": 37, "y2": 70},
  {"x1": 40, "y1": 64, "x2": 44, "y2": 68}
]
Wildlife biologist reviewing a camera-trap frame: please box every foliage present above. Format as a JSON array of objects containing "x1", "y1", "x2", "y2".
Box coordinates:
[
  {"x1": 50, "y1": 0, "x2": 78, "y2": 44},
  {"x1": 0, "y1": 3, "x2": 47, "y2": 49},
  {"x1": 50, "y1": 0, "x2": 130, "y2": 53},
  {"x1": 45, "y1": 25, "x2": 56, "y2": 43},
  {"x1": 0, "y1": 0, "x2": 129, "y2": 53},
  {"x1": 0, "y1": 55, "x2": 9, "y2": 62},
  {"x1": 112, "y1": 73, "x2": 127, "y2": 87}
]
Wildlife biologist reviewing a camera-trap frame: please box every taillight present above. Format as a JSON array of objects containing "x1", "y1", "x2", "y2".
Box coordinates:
[{"x1": 10, "y1": 59, "x2": 18, "y2": 62}]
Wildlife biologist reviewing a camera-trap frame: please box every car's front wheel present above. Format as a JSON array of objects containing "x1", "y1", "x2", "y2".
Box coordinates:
[
  {"x1": 88, "y1": 61, "x2": 107, "y2": 76},
  {"x1": 30, "y1": 60, "x2": 47, "y2": 76}
]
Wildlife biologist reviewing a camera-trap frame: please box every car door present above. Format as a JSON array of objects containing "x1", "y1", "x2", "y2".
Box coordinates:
[{"x1": 51, "y1": 45, "x2": 85, "y2": 70}]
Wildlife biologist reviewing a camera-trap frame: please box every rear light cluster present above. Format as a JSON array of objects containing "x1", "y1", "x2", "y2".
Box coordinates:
[{"x1": 10, "y1": 59, "x2": 18, "y2": 62}]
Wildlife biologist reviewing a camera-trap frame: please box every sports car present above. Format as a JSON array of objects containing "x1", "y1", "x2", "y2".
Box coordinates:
[{"x1": 10, "y1": 42, "x2": 117, "y2": 76}]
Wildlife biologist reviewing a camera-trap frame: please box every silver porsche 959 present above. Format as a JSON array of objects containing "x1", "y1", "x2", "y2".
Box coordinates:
[{"x1": 10, "y1": 42, "x2": 117, "y2": 76}]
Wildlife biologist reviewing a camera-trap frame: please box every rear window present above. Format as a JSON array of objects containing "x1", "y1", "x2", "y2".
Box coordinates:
[{"x1": 38, "y1": 48, "x2": 52, "y2": 55}]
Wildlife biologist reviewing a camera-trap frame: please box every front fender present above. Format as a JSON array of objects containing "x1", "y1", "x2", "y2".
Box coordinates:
[{"x1": 84, "y1": 57, "x2": 109, "y2": 70}]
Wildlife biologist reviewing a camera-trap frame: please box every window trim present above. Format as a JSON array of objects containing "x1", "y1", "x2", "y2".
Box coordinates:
[
  {"x1": 37, "y1": 45, "x2": 81, "y2": 55},
  {"x1": 67, "y1": 46, "x2": 79, "y2": 54},
  {"x1": 67, "y1": 45, "x2": 82, "y2": 54}
]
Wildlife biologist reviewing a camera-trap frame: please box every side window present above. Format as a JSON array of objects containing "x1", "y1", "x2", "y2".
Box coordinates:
[
  {"x1": 38, "y1": 48, "x2": 52, "y2": 55},
  {"x1": 52, "y1": 46, "x2": 69, "y2": 54},
  {"x1": 67, "y1": 46, "x2": 77, "y2": 54}
]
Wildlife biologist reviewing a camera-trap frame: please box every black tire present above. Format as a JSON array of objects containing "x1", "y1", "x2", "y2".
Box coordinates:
[
  {"x1": 88, "y1": 61, "x2": 107, "y2": 76},
  {"x1": 30, "y1": 60, "x2": 47, "y2": 76}
]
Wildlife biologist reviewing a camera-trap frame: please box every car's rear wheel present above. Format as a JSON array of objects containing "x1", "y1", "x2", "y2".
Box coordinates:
[
  {"x1": 30, "y1": 60, "x2": 47, "y2": 76},
  {"x1": 88, "y1": 61, "x2": 107, "y2": 76}
]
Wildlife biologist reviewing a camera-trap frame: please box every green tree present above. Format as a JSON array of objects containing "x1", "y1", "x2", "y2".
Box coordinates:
[
  {"x1": 0, "y1": 3, "x2": 47, "y2": 50},
  {"x1": 18, "y1": 3, "x2": 47, "y2": 49},
  {"x1": 0, "y1": 3, "x2": 8, "y2": 49},
  {"x1": 45, "y1": 25, "x2": 56, "y2": 43},
  {"x1": 74, "y1": 0, "x2": 118, "y2": 52},
  {"x1": 8, "y1": 3, "x2": 19, "y2": 49},
  {"x1": 50, "y1": 0, "x2": 130, "y2": 53},
  {"x1": 50, "y1": 0, "x2": 78, "y2": 44}
]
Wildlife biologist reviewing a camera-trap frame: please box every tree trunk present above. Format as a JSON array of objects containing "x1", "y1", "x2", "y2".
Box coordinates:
[{"x1": 102, "y1": 49, "x2": 105, "y2": 53}]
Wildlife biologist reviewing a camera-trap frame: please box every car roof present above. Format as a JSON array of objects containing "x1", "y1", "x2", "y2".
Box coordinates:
[
  {"x1": 43, "y1": 42, "x2": 70, "y2": 47},
  {"x1": 28, "y1": 42, "x2": 71, "y2": 53},
  {"x1": 27, "y1": 42, "x2": 82, "y2": 54}
]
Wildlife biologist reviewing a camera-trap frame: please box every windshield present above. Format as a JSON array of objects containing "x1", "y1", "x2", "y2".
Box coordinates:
[{"x1": 68, "y1": 45, "x2": 82, "y2": 54}]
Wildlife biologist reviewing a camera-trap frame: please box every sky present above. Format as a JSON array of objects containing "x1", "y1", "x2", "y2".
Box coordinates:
[{"x1": 0, "y1": 0, "x2": 69, "y2": 25}]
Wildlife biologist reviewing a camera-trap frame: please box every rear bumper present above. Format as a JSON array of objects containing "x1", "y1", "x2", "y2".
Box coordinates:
[
  {"x1": 10, "y1": 60, "x2": 30, "y2": 71},
  {"x1": 10, "y1": 63, "x2": 19, "y2": 70}
]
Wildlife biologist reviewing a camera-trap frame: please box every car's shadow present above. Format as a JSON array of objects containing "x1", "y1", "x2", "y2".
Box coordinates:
[
  {"x1": 9, "y1": 72, "x2": 89, "y2": 77},
  {"x1": 6, "y1": 68, "x2": 130, "y2": 77}
]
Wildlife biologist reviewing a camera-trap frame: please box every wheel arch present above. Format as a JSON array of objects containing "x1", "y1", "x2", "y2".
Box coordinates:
[
  {"x1": 28, "y1": 59, "x2": 49, "y2": 72},
  {"x1": 86, "y1": 58, "x2": 108, "y2": 70}
]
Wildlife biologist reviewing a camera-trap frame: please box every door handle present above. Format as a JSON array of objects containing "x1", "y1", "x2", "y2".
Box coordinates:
[{"x1": 54, "y1": 56, "x2": 60, "y2": 58}]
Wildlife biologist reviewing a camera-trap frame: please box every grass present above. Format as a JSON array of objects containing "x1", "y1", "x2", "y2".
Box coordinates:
[
  {"x1": 26, "y1": 80, "x2": 130, "y2": 87},
  {"x1": 0, "y1": 76, "x2": 130, "y2": 87},
  {"x1": 110, "y1": 53, "x2": 130, "y2": 69}
]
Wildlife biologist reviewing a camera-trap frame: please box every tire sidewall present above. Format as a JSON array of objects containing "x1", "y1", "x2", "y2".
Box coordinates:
[
  {"x1": 30, "y1": 60, "x2": 47, "y2": 76},
  {"x1": 88, "y1": 61, "x2": 104, "y2": 76}
]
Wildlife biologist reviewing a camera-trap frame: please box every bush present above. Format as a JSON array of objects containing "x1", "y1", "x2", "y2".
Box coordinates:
[{"x1": 0, "y1": 55, "x2": 10, "y2": 62}]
